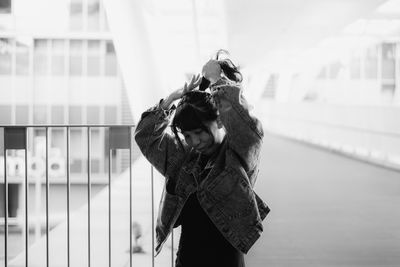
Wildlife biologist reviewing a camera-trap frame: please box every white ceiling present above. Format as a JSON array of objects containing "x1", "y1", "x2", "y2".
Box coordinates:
[{"x1": 224, "y1": 0, "x2": 387, "y2": 67}]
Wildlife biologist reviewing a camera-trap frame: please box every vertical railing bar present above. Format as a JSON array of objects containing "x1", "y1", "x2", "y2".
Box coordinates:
[
  {"x1": 4, "y1": 135, "x2": 8, "y2": 267},
  {"x1": 108, "y1": 149, "x2": 112, "y2": 267},
  {"x1": 45, "y1": 127, "x2": 49, "y2": 267},
  {"x1": 25, "y1": 128, "x2": 29, "y2": 267},
  {"x1": 87, "y1": 127, "x2": 91, "y2": 267},
  {"x1": 171, "y1": 231, "x2": 174, "y2": 267},
  {"x1": 129, "y1": 127, "x2": 132, "y2": 267},
  {"x1": 66, "y1": 127, "x2": 71, "y2": 267},
  {"x1": 151, "y1": 166, "x2": 155, "y2": 267}
]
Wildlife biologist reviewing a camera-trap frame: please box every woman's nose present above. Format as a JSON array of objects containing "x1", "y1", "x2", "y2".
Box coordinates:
[{"x1": 190, "y1": 136, "x2": 200, "y2": 147}]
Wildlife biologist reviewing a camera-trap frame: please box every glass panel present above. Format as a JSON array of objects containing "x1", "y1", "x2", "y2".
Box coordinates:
[
  {"x1": 69, "y1": 105, "x2": 82, "y2": 124},
  {"x1": 0, "y1": 0, "x2": 11, "y2": 13},
  {"x1": 104, "y1": 106, "x2": 117, "y2": 124},
  {"x1": 365, "y1": 46, "x2": 378, "y2": 79},
  {"x1": 87, "y1": 40, "x2": 100, "y2": 76},
  {"x1": 0, "y1": 128, "x2": 3, "y2": 156},
  {"x1": 33, "y1": 105, "x2": 47, "y2": 124},
  {"x1": 105, "y1": 41, "x2": 117, "y2": 76},
  {"x1": 16, "y1": 105, "x2": 29, "y2": 124},
  {"x1": 328, "y1": 61, "x2": 342, "y2": 79},
  {"x1": 103, "y1": 9, "x2": 110, "y2": 31},
  {"x1": 70, "y1": 129, "x2": 83, "y2": 173},
  {"x1": 0, "y1": 38, "x2": 12, "y2": 75},
  {"x1": 90, "y1": 129, "x2": 101, "y2": 174},
  {"x1": 317, "y1": 66, "x2": 327, "y2": 80},
  {"x1": 69, "y1": 40, "x2": 83, "y2": 76},
  {"x1": 16, "y1": 40, "x2": 30, "y2": 75},
  {"x1": 91, "y1": 159, "x2": 100, "y2": 173},
  {"x1": 382, "y1": 43, "x2": 395, "y2": 80},
  {"x1": 70, "y1": 159, "x2": 82, "y2": 173},
  {"x1": 350, "y1": 55, "x2": 361, "y2": 79},
  {"x1": 87, "y1": 0, "x2": 100, "y2": 31},
  {"x1": 87, "y1": 106, "x2": 100, "y2": 124},
  {"x1": 51, "y1": 105, "x2": 64, "y2": 124},
  {"x1": 70, "y1": 0, "x2": 83, "y2": 31},
  {"x1": 51, "y1": 128, "x2": 65, "y2": 154},
  {"x1": 90, "y1": 129, "x2": 101, "y2": 156},
  {"x1": 52, "y1": 39, "x2": 65, "y2": 76},
  {"x1": 34, "y1": 39, "x2": 49, "y2": 75},
  {"x1": 0, "y1": 105, "x2": 11, "y2": 124}
]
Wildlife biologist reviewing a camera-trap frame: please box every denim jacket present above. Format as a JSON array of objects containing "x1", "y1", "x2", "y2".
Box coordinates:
[{"x1": 134, "y1": 78, "x2": 270, "y2": 255}]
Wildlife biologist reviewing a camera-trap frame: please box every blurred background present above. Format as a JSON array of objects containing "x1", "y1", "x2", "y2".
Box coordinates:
[{"x1": 0, "y1": 0, "x2": 400, "y2": 266}]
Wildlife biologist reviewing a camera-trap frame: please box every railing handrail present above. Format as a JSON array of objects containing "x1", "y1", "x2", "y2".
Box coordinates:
[
  {"x1": 0, "y1": 124, "x2": 136, "y2": 128},
  {"x1": 0, "y1": 124, "x2": 168, "y2": 267}
]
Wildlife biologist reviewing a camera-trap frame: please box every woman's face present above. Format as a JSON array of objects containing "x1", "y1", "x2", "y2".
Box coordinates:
[{"x1": 182, "y1": 120, "x2": 224, "y2": 155}]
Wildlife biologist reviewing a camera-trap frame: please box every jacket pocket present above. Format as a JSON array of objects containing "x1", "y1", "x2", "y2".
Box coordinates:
[{"x1": 207, "y1": 167, "x2": 256, "y2": 220}]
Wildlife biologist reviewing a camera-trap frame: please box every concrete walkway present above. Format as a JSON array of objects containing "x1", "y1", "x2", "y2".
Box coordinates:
[{"x1": 246, "y1": 133, "x2": 400, "y2": 266}]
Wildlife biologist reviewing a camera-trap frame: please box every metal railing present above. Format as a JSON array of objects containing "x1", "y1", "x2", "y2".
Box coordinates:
[{"x1": 1, "y1": 125, "x2": 175, "y2": 267}]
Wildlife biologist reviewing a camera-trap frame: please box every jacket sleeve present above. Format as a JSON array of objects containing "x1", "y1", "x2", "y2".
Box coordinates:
[
  {"x1": 134, "y1": 101, "x2": 187, "y2": 178},
  {"x1": 211, "y1": 81, "x2": 264, "y2": 172}
]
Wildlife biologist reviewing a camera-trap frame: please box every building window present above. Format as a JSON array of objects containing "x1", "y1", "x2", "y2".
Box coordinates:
[
  {"x1": 90, "y1": 129, "x2": 101, "y2": 173},
  {"x1": 69, "y1": 105, "x2": 82, "y2": 124},
  {"x1": 70, "y1": 0, "x2": 83, "y2": 31},
  {"x1": 51, "y1": 106, "x2": 64, "y2": 124},
  {"x1": 0, "y1": 185, "x2": 19, "y2": 218},
  {"x1": 87, "y1": 0, "x2": 100, "y2": 31},
  {"x1": 105, "y1": 42, "x2": 117, "y2": 76},
  {"x1": 316, "y1": 66, "x2": 327, "y2": 80},
  {"x1": 328, "y1": 61, "x2": 342, "y2": 79},
  {"x1": 34, "y1": 39, "x2": 49, "y2": 75},
  {"x1": 16, "y1": 105, "x2": 29, "y2": 124},
  {"x1": 104, "y1": 106, "x2": 117, "y2": 124},
  {"x1": 70, "y1": 129, "x2": 83, "y2": 173},
  {"x1": 87, "y1": 106, "x2": 100, "y2": 124},
  {"x1": 0, "y1": 105, "x2": 11, "y2": 124},
  {"x1": 52, "y1": 39, "x2": 66, "y2": 76},
  {"x1": 0, "y1": 0, "x2": 11, "y2": 14},
  {"x1": 350, "y1": 54, "x2": 361, "y2": 79},
  {"x1": 87, "y1": 40, "x2": 100, "y2": 76},
  {"x1": 0, "y1": 128, "x2": 3, "y2": 155},
  {"x1": 69, "y1": 40, "x2": 83, "y2": 76},
  {"x1": 381, "y1": 43, "x2": 395, "y2": 80},
  {"x1": 365, "y1": 46, "x2": 378, "y2": 79},
  {"x1": 0, "y1": 38, "x2": 12, "y2": 75},
  {"x1": 16, "y1": 40, "x2": 30, "y2": 76},
  {"x1": 33, "y1": 105, "x2": 47, "y2": 124},
  {"x1": 51, "y1": 128, "x2": 65, "y2": 154}
]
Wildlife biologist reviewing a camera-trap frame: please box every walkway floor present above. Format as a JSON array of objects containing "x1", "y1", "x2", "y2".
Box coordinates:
[
  {"x1": 4, "y1": 133, "x2": 400, "y2": 266},
  {"x1": 247, "y1": 133, "x2": 400, "y2": 267}
]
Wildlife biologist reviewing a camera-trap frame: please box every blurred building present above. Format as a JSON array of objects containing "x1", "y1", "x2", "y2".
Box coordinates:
[
  {"x1": 255, "y1": 16, "x2": 400, "y2": 170},
  {"x1": 0, "y1": 0, "x2": 133, "y2": 236}
]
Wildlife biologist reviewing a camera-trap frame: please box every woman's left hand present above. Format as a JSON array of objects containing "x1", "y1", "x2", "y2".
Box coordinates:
[
  {"x1": 182, "y1": 74, "x2": 202, "y2": 94},
  {"x1": 161, "y1": 74, "x2": 201, "y2": 110}
]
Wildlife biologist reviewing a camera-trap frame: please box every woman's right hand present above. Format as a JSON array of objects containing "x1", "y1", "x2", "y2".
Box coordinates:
[{"x1": 161, "y1": 74, "x2": 201, "y2": 109}]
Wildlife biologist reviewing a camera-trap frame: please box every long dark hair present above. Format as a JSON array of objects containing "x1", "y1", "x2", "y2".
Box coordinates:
[
  {"x1": 215, "y1": 49, "x2": 243, "y2": 83},
  {"x1": 171, "y1": 90, "x2": 219, "y2": 150},
  {"x1": 199, "y1": 50, "x2": 243, "y2": 91}
]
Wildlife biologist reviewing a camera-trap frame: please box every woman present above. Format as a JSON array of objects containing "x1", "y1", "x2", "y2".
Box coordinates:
[{"x1": 135, "y1": 52, "x2": 269, "y2": 267}]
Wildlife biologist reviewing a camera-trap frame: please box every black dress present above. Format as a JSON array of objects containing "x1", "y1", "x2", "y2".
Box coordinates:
[{"x1": 175, "y1": 154, "x2": 245, "y2": 267}]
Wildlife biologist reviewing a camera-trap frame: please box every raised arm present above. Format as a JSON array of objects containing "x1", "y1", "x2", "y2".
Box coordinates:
[
  {"x1": 134, "y1": 75, "x2": 201, "y2": 177},
  {"x1": 134, "y1": 102, "x2": 185, "y2": 177},
  {"x1": 211, "y1": 79, "x2": 264, "y2": 171}
]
